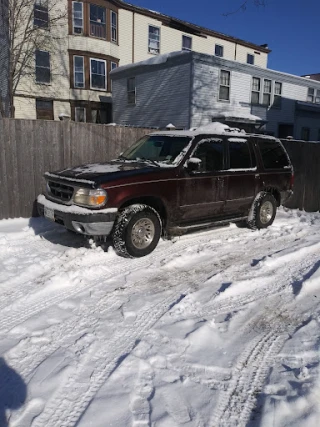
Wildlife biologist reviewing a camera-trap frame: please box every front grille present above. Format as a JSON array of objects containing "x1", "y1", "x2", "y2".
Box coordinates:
[{"x1": 48, "y1": 180, "x2": 74, "y2": 202}]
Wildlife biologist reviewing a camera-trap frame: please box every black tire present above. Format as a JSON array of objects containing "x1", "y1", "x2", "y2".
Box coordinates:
[
  {"x1": 112, "y1": 204, "x2": 162, "y2": 258},
  {"x1": 235, "y1": 220, "x2": 248, "y2": 229},
  {"x1": 247, "y1": 192, "x2": 277, "y2": 230}
]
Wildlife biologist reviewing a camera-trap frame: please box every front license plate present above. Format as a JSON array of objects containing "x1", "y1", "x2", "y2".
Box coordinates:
[{"x1": 44, "y1": 206, "x2": 55, "y2": 221}]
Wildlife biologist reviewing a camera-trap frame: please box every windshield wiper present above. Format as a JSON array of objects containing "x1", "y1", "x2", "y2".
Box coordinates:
[
  {"x1": 136, "y1": 157, "x2": 160, "y2": 167},
  {"x1": 117, "y1": 154, "x2": 128, "y2": 161}
]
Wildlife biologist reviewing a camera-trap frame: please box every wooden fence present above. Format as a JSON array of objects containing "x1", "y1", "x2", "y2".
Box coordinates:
[
  {"x1": 282, "y1": 140, "x2": 320, "y2": 213},
  {"x1": 0, "y1": 119, "x2": 151, "y2": 219},
  {"x1": 0, "y1": 119, "x2": 319, "y2": 220}
]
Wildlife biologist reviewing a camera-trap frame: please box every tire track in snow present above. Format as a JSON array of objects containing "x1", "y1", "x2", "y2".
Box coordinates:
[
  {"x1": 0, "y1": 224, "x2": 256, "y2": 335},
  {"x1": 168, "y1": 241, "x2": 320, "y2": 325},
  {"x1": 31, "y1": 283, "x2": 194, "y2": 427},
  {"x1": 210, "y1": 256, "x2": 320, "y2": 427},
  {"x1": 3, "y1": 231, "x2": 242, "y2": 383},
  {"x1": 4, "y1": 293, "x2": 122, "y2": 381},
  {"x1": 29, "y1": 253, "x2": 235, "y2": 427},
  {"x1": 211, "y1": 330, "x2": 286, "y2": 427},
  {"x1": 3, "y1": 227, "x2": 315, "y2": 385}
]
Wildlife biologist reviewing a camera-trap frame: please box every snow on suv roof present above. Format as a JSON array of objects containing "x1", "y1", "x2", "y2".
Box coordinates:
[{"x1": 150, "y1": 122, "x2": 278, "y2": 140}]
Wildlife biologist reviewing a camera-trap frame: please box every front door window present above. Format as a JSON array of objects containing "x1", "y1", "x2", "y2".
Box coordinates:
[{"x1": 179, "y1": 138, "x2": 227, "y2": 222}]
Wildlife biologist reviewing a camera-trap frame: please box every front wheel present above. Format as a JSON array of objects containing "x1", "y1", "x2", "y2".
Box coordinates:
[
  {"x1": 112, "y1": 204, "x2": 162, "y2": 258},
  {"x1": 247, "y1": 192, "x2": 277, "y2": 230}
]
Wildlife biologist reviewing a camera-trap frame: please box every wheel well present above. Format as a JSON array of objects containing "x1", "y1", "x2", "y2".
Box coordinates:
[
  {"x1": 264, "y1": 187, "x2": 281, "y2": 207},
  {"x1": 120, "y1": 197, "x2": 167, "y2": 226}
]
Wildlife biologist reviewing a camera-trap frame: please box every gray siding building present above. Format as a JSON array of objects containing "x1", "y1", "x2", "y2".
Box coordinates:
[
  {"x1": 0, "y1": 0, "x2": 10, "y2": 117},
  {"x1": 111, "y1": 51, "x2": 320, "y2": 140}
]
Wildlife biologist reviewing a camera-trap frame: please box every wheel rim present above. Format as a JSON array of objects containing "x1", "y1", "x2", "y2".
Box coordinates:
[
  {"x1": 260, "y1": 201, "x2": 274, "y2": 225},
  {"x1": 131, "y1": 218, "x2": 155, "y2": 249}
]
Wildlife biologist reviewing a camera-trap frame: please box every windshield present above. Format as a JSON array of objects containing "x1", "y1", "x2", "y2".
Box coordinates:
[{"x1": 121, "y1": 135, "x2": 192, "y2": 165}]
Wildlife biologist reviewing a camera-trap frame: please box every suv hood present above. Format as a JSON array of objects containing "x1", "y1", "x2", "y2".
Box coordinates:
[{"x1": 46, "y1": 160, "x2": 173, "y2": 185}]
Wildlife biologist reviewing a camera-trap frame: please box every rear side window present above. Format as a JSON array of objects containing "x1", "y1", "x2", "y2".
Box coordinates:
[
  {"x1": 257, "y1": 139, "x2": 289, "y2": 169},
  {"x1": 227, "y1": 138, "x2": 255, "y2": 169}
]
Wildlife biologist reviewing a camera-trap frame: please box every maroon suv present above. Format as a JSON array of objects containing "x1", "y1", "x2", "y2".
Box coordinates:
[{"x1": 37, "y1": 126, "x2": 294, "y2": 257}]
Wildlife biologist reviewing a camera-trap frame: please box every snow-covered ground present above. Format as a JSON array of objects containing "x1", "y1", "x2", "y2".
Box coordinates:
[{"x1": 1, "y1": 208, "x2": 320, "y2": 427}]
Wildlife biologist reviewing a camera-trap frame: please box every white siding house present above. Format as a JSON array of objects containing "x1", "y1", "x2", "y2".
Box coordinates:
[
  {"x1": 8, "y1": 0, "x2": 270, "y2": 122},
  {"x1": 111, "y1": 51, "x2": 320, "y2": 141}
]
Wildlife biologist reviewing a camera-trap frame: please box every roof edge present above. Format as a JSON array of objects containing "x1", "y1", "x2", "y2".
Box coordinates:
[{"x1": 112, "y1": 0, "x2": 271, "y2": 54}]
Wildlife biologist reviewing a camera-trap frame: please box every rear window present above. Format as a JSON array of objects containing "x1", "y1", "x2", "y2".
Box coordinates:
[{"x1": 257, "y1": 139, "x2": 289, "y2": 169}]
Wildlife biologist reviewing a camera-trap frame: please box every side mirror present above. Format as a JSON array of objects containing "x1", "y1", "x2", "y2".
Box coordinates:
[{"x1": 186, "y1": 157, "x2": 202, "y2": 172}]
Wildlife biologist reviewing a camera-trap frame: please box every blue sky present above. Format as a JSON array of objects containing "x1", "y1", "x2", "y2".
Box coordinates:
[{"x1": 127, "y1": 0, "x2": 319, "y2": 76}]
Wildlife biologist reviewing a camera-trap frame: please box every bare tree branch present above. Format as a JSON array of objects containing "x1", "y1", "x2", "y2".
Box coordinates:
[
  {"x1": 0, "y1": 0, "x2": 67, "y2": 117},
  {"x1": 223, "y1": 0, "x2": 266, "y2": 16}
]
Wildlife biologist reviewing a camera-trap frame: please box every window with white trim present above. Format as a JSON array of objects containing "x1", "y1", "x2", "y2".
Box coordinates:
[
  {"x1": 215, "y1": 44, "x2": 224, "y2": 57},
  {"x1": 34, "y1": 0, "x2": 49, "y2": 28},
  {"x1": 89, "y1": 4, "x2": 106, "y2": 39},
  {"x1": 247, "y1": 54, "x2": 254, "y2": 65},
  {"x1": 263, "y1": 79, "x2": 272, "y2": 106},
  {"x1": 72, "y1": 1, "x2": 83, "y2": 34},
  {"x1": 219, "y1": 70, "x2": 230, "y2": 101},
  {"x1": 273, "y1": 82, "x2": 282, "y2": 108},
  {"x1": 74, "y1": 56, "x2": 84, "y2": 88},
  {"x1": 90, "y1": 58, "x2": 106, "y2": 90},
  {"x1": 148, "y1": 25, "x2": 160, "y2": 54},
  {"x1": 35, "y1": 50, "x2": 50, "y2": 83},
  {"x1": 111, "y1": 10, "x2": 117, "y2": 42},
  {"x1": 127, "y1": 77, "x2": 136, "y2": 104},
  {"x1": 182, "y1": 35, "x2": 192, "y2": 51},
  {"x1": 75, "y1": 107, "x2": 86, "y2": 122},
  {"x1": 251, "y1": 77, "x2": 260, "y2": 104}
]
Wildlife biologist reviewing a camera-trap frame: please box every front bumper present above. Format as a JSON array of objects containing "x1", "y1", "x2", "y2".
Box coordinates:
[{"x1": 37, "y1": 197, "x2": 118, "y2": 236}]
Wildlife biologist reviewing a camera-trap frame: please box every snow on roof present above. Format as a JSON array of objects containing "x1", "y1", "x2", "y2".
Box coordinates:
[
  {"x1": 110, "y1": 51, "x2": 190, "y2": 75},
  {"x1": 196, "y1": 122, "x2": 232, "y2": 133},
  {"x1": 152, "y1": 122, "x2": 248, "y2": 137},
  {"x1": 213, "y1": 111, "x2": 264, "y2": 122}
]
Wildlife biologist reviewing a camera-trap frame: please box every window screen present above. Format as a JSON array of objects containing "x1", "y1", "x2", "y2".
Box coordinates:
[
  {"x1": 228, "y1": 139, "x2": 253, "y2": 169},
  {"x1": 193, "y1": 140, "x2": 224, "y2": 172},
  {"x1": 257, "y1": 139, "x2": 289, "y2": 169}
]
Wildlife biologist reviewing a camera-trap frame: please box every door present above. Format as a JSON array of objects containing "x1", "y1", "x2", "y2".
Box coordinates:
[
  {"x1": 224, "y1": 136, "x2": 257, "y2": 215},
  {"x1": 178, "y1": 138, "x2": 228, "y2": 223}
]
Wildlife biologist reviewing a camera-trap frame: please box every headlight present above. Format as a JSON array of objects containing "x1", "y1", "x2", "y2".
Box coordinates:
[{"x1": 73, "y1": 188, "x2": 107, "y2": 207}]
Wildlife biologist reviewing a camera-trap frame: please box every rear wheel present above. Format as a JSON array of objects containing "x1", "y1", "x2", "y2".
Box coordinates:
[
  {"x1": 247, "y1": 192, "x2": 277, "y2": 230},
  {"x1": 112, "y1": 204, "x2": 162, "y2": 258}
]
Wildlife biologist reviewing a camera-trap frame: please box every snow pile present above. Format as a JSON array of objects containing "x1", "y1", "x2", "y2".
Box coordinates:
[
  {"x1": 0, "y1": 208, "x2": 320, "y2": 426},
  {"x1": 196, "y1": 122, "x2": 246, "y2": 135},
  {"x1": 214, "y1": 110, "x2": 263, "y2": 122}
]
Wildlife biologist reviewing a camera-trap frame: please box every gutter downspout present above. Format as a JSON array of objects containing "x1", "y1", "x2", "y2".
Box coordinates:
[
  {"x1": 188, "y1": 53, "x2": 194, "y2": 129},
  {"x1": 132, "y1": 12, "x2": 135, "y2": 63},
  {"x1": 234, "y1": 43, "x2": 237, "y2": 61}
]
